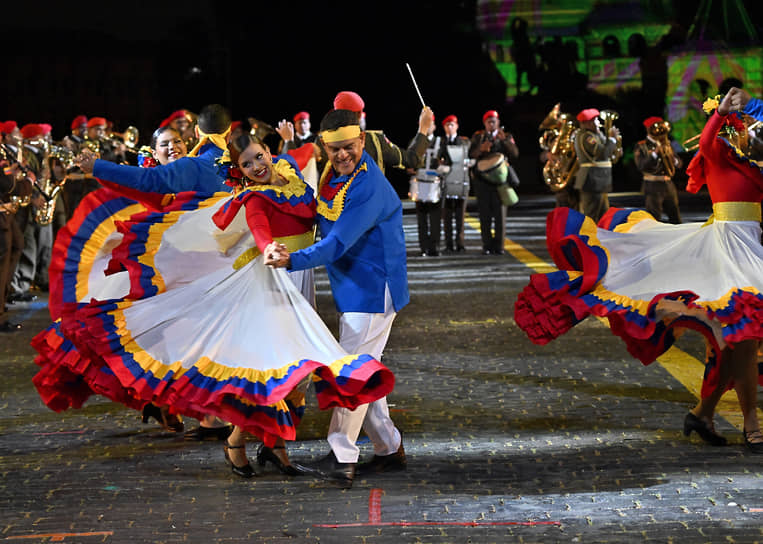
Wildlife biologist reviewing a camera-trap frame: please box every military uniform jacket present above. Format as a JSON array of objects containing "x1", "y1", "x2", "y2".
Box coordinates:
[{"x1": 573, "y1": 128, "x2": 616, "y2": 192}]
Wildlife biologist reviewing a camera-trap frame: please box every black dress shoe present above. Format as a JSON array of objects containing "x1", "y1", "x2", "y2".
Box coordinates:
[
  {"x1": 292, "y1": 451, "x2": 355, "y2": 488},
  {"x1": 743, "y1": 429, "x2": 763, "y2": 454},
  {"x1": 0, "y1": 321, "x2": 22, "y2": 332},
  {"x1": 683, "y1": 412, "x2": 727, "y2": 446},
  {"x1": 357, "y1": 442, "x2": 407, "y2": 475},
  {"x1": 482, "y1": 249, "x2": 491, "y2": 255},
  {"x1": 184, "y1": 424, "x2": 233, "y2": 441},
  {"x1": 141, "y1": 403, "x2": 184, "y2": 432},
  {"x1": 456, "y1": 245, "x2": 466, "y2": 252},
  {"x1": 256, "y1": 444, "x2": 304, "y2": 476},
  {"x1": 223, "y1": 441, "x2": 256, "y2": 478}
]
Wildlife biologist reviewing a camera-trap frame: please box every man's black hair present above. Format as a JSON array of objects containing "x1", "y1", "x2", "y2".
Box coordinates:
[
  {"x1": 197, "y1": 104, "x2": 232, "y2": 134},
  {"x1": 319, "y1": 109, "x2": 361, "y2": 133}
]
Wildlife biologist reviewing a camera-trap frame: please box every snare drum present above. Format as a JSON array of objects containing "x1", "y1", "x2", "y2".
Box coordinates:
[
  {"x1": 476, "y1": 153, "x2": 509, "y2": 185},
  {"x1": 409, "y1": 169, "x2": 441, "y2": 203},
  {"x1": 443, "y1": 144, "x2": 470, "y2": 199}
]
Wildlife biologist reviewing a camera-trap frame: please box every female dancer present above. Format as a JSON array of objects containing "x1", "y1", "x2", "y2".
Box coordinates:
[
  {"x1": 32, "y1": 134, "x2": 395, "y2": 478},
  {"x1": 514, "y1": 92, "x2": 763, "y2": 452}
]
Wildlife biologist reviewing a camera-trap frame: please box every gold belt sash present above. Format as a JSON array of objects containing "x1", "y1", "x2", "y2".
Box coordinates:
[
  {"x1": 711, "y1": 201, "x2": 762, "y2": 222},
  {"x1": 643, "y1": 173, "x2": 670, "y2": 182},
  {"x1": 233, "y1": 231, "x2": 314, "y2": 270},
  {"x1": 579, "y1": 161, "x2": 612, "y2": 168}
]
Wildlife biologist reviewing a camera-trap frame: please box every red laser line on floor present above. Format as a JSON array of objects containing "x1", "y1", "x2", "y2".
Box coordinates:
[
  {"x1": 369, "y1": 488, "x2": 383, "y2": 523},
  {"x1": 312, "y1": 488, "x2": 561, "y2": 528},
  {"x1": 314, "y1": 521, "x2": 561, "y2": 528}
]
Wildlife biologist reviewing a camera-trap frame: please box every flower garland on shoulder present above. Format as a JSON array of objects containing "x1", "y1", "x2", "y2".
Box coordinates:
[
  {"x1": 137, "y1": 145, "x2": 158, "y2": 168},
  {"x1": 214, "y1": 152, "x2": 245, "y2": 189}
]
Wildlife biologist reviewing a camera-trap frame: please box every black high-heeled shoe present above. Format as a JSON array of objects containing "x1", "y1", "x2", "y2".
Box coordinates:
[
  {"x1": 224, "y1": 441, "x2": 256, "y2": 478},
  {"x1": 141, "y1": 403, "x2": 184, "y2": 433},
  {"x1": 683, "y1": 412, "x2": 727, "y2": 446},
  {"x1": 256, "y1": 444, "x2": 304, "y2": 476},
  {"x1": 743, "y1": 428, "x2": 763, "y2": 454}
]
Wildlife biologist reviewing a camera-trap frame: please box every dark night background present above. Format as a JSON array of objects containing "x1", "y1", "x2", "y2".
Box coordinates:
[{"x1": 2, "y1": 0, "x2": 762, "y2": 194}]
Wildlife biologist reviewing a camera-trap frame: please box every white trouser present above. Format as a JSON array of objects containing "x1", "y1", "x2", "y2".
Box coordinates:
[{"x1": 327, "y1": 286, "x2": 400, "y2": 463}]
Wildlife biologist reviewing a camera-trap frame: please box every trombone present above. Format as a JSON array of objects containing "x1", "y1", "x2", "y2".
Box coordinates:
[{"x1": 683, "y1": 120, "x2": 763, "y2": 152}]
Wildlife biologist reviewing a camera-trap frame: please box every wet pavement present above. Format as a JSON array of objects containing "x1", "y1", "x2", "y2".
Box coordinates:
[{"x1": 1, "y1": 192, "x2": 762, "y2": 543}]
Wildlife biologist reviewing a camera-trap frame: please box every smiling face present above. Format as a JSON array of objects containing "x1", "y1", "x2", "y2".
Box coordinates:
[
  {"x1": 237, "y1": 141, "x2": 274, "y2": 184},
  {"x1": 322, "y1": 133, "x2": 366, "y2": 177},
  {"x1": 152, "y1": 128, "x2": 187, "y2": 165}
]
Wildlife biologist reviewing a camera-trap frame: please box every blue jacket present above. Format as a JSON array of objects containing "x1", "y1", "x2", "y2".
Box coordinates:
[
  {"x1": 92, "y1": 143, "x2": 229, "y2": 194},
  {"x1": 289, "y1": 151, "x2": 409, "y2": 314},
  {"x1": 743, "y1": 98, "x2": 763, "y2": 121}
]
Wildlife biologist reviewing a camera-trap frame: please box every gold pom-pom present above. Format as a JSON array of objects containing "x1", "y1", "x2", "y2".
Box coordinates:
[{"x1": 702, "y1": 95, "x2": 722, "y2": 114}]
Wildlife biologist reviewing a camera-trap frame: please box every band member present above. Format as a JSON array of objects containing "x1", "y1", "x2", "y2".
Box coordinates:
[
  {"x1": 634, "y1": 116, "x2": 683, "y2": 224},
  {"x1": 539, "y1": 105, "x2": 581, "y2": 210},
  {"x1": 438, "y1": 114, "x2": 470, "y2": 253},
  {"x1": 10, "y1": 124, "x2": 52, "y2": 298},
  {"x1": 278, "y1": 111, "x2": 317, "y2": 153},
  {"x1": 572, "y1": 108, "x2": 619, "y2": 223},
  {"x1": 1, "y1": 121, "x2": 34, "y2": 313},
  {"x1": 265, "y1": 109, "x2": 409, "y2": 488},
  {"x1": 411, "y1": 116, "x2": 442, "y2": 256},
  {"x1": 469, "y1": 109, "x2": 519, "y2": 255},
  {"x1": 1, "y1": 121, "x2": 33, "y2": 331},
  {"x1": 63, "y1": 115, "x2": 88, "y2": 152}
]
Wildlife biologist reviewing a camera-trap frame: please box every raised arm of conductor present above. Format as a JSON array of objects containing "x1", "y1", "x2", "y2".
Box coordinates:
[{"x1": 379, "y1": 106, "x2": 435, "y2": 170}]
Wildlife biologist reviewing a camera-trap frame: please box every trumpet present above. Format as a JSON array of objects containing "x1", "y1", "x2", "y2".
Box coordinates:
[
  {"x1": 111, "y1": 126, "x2": 140, "y2": 150},
  {"x1": 599, "y1": 110, "x2": 623, "y2": 163}
]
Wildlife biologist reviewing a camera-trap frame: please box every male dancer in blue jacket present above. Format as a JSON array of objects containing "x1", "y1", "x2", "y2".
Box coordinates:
[
  {"x1": 265, "y1": 109, "x2": 409, "y2": 488},
  {"x1": 76, "y1": 104, "x2": 232, "y2": 195}
]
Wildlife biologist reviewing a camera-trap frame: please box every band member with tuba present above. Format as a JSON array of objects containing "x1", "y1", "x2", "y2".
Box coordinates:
[
  {"x1": 572, "y1": 108, "x2": 620, "y2": 223},
  {"x1": 469, "y1": 109, "x2": 520, "y2": 255},
  {"x1": 539, "y1": 104, "x2": 580, "y2": 210},
  {"x1": 634, "y1": 116, "x2": 683, "y2": 224}
]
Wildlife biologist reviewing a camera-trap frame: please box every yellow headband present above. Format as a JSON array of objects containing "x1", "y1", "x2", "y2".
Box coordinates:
[
  {"x1": 188, "y1": 125, "x2": 232, "y2": 157},
  {"x1": 320, "y1": 125, "x2": 361, "y2": 144}
]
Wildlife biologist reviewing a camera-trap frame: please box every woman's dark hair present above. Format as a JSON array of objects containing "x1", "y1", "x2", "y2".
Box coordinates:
[
  {"x1": 150, "y1": 126, "x2": 181, "y2": 149},
  {"x1": 319, "y1": 109, "x2": 360, "y2": 132},
  {"x1": 228, "y1": 132, "x2": 268, "y2": 166}
]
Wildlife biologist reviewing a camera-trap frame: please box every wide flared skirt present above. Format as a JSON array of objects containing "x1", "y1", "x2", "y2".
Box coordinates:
[
  {"x1": 515, "y1": 207, "x2": 763, "y2": 397},
  {"x1": 32, "y1": 189, "x2": 393, "y2": 443}
]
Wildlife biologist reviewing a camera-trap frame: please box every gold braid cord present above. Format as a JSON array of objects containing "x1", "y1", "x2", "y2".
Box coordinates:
[{"x1": 316, "y1": 162, "x2": 367, "y2": 222}]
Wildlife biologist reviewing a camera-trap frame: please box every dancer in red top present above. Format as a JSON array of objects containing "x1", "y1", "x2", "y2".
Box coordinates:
[{"x1": 515, "y1": 91, "x2": 763, "y2": 452}]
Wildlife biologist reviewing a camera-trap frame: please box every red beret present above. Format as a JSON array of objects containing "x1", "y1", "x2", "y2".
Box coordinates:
[
  {"x1": 442, "y1": 114, "x2": 458, "y2": 126},
  {"x1": 71, "y1": 115, "x2": 88, "y2": 130},
  {"x1": 576, "y1": 108, "x2": 600, "y2": 122},
  {"x1": 293, "y1": 111, "x2": 310, "y2": 122},
  {"x1": 1, "y1": 120, "x2": 18, "y2": 134},
  {"x1": 20, "y1": 124, "x2": 44, "y2": 139},
  {"x1": 483, "y1": 110, "x2": 499, "y2": 122},
  {"x1": 166, "y1": 110, "x2": 187, "y2": 123},
  {"x1": 333, "y1": 91, "x2": 365, "y2": 113},
  {"x1": 230, "y1": 120, "x2": 242, "y2": 133},
  {"x1": 643, "y1": 116, "x2": 664, "y2": 128},
  {"x1": 40, "y1": 123, "x2": 52, "y2": 135},
  {"x1": 87, "y1": 117, "x2": 107, "y2": 128}
]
